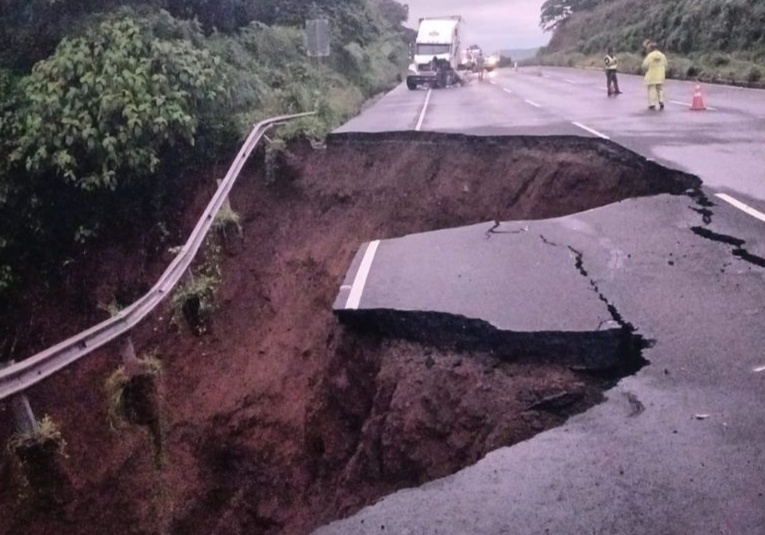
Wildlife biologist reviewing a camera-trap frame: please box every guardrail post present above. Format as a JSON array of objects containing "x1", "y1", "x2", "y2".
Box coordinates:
[
  {"x1": 12, "y1": 393, "x2": 38, "y2": 435},
  {"x1": 215, "y1": 178, "x2": 243, "y2": 256},
  {"x1": 1, "y1": 361, "x2": 38, "y2": 434},
  {"x1": 216, "y1": 179, "x2": 232, "y2": 212},
  {"x1": 120, "y1": 336, "x2": 142, "y2": 377}
]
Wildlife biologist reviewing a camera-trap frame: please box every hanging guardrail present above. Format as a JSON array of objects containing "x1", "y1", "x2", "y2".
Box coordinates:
[{"x1": 0, "y1": 111, "x2": 316, "y2": 401}]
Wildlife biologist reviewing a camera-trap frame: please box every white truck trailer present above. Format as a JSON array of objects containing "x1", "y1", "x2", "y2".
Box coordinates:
[{"x1": 406, "y1": 16, "x2": 466, "y2": 90}]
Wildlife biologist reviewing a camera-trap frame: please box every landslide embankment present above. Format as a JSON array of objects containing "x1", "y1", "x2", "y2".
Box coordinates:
[{"x1": 0, "y1": 132, "x2": 699, "y2": 535}]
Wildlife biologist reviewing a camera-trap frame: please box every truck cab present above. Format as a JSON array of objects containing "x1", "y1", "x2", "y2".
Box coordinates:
[{"x1": 407, "y1": 16, "x2": 464, "y2": 90}]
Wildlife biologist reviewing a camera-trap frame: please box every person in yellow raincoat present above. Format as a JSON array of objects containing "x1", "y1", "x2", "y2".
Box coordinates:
[{"x1": 642, "y1": 42, "x2": 667, "y2": 110}]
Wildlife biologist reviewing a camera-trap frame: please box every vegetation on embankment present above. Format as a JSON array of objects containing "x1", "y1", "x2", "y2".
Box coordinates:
[
  {"x1": 0, "y1": 0, "x2": 412, "y2": 350},
  {"x1": 536, "y1": 0, "x2": 765, "y2": 87}
]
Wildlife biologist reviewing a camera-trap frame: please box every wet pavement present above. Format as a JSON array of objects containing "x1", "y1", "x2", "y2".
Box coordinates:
[{"x1": 317, "y1": 68, "x2": 765, "y2": 534}]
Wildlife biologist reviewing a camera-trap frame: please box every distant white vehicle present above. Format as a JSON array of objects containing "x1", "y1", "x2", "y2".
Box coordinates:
[
  {"x1": 406, "y1": 16, "x2": 466, "y2": 90},
  {"x1": 461, "y1": 44, "x2": 500, "y2": 76},
  {"x1": 464, "y1": 44, "x2": 482, "y2": 70},
  {"x1": 485, "y1": 52, "x2": 500, "y2": 72}
]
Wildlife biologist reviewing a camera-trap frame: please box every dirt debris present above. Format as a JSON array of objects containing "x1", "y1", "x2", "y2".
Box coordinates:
[{"x1": 0, "y1": 132, "x2": 699, "y2": 535}]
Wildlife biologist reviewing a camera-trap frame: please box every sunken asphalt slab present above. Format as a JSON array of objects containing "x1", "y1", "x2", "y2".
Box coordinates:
[
  {"x1": 334, "y1": 219, "x2": 625, "y2": 371},
  {"x1": 321, "y1": 191, "x2": 765, "y2": 535}
]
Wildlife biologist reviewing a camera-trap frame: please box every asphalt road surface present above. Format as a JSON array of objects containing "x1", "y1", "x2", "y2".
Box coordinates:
[{"x1": 321, "y1": 68, "x2": 765, "y2": 534}]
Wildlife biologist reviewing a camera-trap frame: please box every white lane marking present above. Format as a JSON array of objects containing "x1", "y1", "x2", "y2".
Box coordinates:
[
  {"x1": 415, "y1": 89, "x2": 432, "y2": 131},
  {"x1": 669, "y1": 99, "x2": 718, "y2": 111},
  {"x1": 503, "y1": 88, "x2": 513, "y2": 95},
  {"x1": 345, "y1": 240, "x2": 380, "y2": 310},
  {"x1": 572, "y1": 122, "x2": 611, "y2": 140},
  {"x1": 715, "y1": 193, "x2": 765, "y2": 225},
  {"x1": 564, "y1": 79, "x2": 578, "y2": 84},
  {"x1": 525, "y1": 99, "x2": 542, "y2": 108},
  {"x1": 753, "y1": 365, "x2": 765, "y2": 373}
]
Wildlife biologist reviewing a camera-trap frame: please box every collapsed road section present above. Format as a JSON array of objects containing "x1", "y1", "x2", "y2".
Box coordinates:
[
  {"x1": 0, "y1": 132, "x2": 700, "y2": 535},
  {"x1": 331, "y1": 131, "x2": 700, "y2": 376}
]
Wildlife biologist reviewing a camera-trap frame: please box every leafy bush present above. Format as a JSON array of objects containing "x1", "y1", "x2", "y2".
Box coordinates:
[
  {"x1": 0, "y1": 1, "x2": 409, "y2": 319},
  {"x1": 7, "y1": 16, "x2": 227, "y2": 191},
  {"x1": 710, "y1": 52, "x2": 730, "y2": 66}
]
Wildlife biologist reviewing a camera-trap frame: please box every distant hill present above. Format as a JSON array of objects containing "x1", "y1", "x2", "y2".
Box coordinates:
[
  {"x1": 544, "y1": 0, "x2": 765, "y2": 57},
  {"x1": 500, "y1": 48, "x2": 539, "y2": 61},
  {"x1": 538, "y1": 0, "x2": 765, "y2": 86}
]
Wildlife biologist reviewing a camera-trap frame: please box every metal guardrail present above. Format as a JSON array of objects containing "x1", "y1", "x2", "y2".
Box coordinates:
[{"x1": 0, "y1": 111, "x2": 316, "y2": 401}]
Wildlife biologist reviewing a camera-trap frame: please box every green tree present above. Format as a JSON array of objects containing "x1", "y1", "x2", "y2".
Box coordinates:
[{"x1": 540, "y1": 0, "x2": 605, "y2": 31}]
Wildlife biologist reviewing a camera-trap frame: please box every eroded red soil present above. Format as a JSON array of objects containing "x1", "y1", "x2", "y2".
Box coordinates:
[{"x1": 0, "y1": 133, "x2": 697, "y2": 534}]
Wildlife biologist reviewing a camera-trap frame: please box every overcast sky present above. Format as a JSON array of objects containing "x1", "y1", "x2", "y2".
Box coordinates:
[{"x1": 403, "y1": 0, "x2": 550, "y2": 51}]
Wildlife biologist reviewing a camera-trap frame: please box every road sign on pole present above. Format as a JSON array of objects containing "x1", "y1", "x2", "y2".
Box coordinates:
[{"x1": 305, "y1": 19, "x2": 330, "y2": 57}]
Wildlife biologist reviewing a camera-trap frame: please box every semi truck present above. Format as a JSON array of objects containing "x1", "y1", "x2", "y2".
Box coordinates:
[{"x1": 406, "y1": 16, "x2": 466, "y2": 90}]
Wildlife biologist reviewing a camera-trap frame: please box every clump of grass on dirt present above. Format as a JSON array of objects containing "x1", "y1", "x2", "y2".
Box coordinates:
[
  {"x1": 213, "y1": 205, "x2": 243, "y2": 254},
  {"x1": 105, "y1": 353, "x2": 164, "y2": 465},
  {"x1": 169, "y1": 239, "x2": 223, "y2": 334},
  {"x1": 213, "y1": 206, "x2": 242, "y2": 236},
  {"x1": 7, "y1": 415, "x2": 69, "y2": 503},
  {"x1": 105, "y1": 354, "x2": 163, "y2": 429},
  {"x1": 7, "y1": 415, "x2": 67, "y2": 455}
]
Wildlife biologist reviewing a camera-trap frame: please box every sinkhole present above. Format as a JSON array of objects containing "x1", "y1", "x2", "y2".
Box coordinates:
[{"x1": 1, "y1": 131, "x2": 703, "y2": 535}]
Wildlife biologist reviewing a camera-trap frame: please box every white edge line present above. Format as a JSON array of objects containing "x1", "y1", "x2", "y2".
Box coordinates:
[
  {"x1": 415, "y1": 89, "x2": 432, "y2": 131},
  {"x1": 572, "y1": 121, "x2": 610, "y2": 140},
  {"x1": 525, "y1": 99, "x2": 542, "y2": 108},
  {"x1": 503, "y1": 88, "x2": 513, "y2": 94},
  {"x1": 564, "y1": 79, "x2": 577, "y2": 84},
  {"x1": 753, "y1": 365, "x2": 765, "y2": 373},
  {"x1": 715, "y1": 193, "x2": 765, "y2": 225},
  {"x1": 345, "y1": 240, "x2": 381, "y2": 310}
]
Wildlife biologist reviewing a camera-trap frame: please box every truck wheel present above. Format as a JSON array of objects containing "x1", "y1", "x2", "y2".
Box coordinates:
[{"x1": 406, "y1": 78, "x2": 417, "y2": 90}]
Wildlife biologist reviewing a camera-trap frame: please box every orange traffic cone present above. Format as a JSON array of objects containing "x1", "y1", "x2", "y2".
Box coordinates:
[{"x1": 690, "y1": 84, "x2": 706, "y2": 111}]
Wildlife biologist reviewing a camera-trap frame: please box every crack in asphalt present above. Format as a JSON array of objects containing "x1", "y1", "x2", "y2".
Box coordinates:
[
  {"x1": 567, "y1": 245, "x2": 636, "y2": 334},
  {"x1": 691, "y1": 226, "x2": 765, "y2": 268},
  {"x1": 525, "y1": 237, "x2": 650, "y2": 373},
  {"x1": 686, "y1": 188, "x2": 765, "y2": 270},
  {"x1": 536, "y1": 234, "x2": 640, "y2": 337},
  {"x1": 691, "y1": 226, "x2": 744, "y2": 247},
  {"x1": 539, "y1": 234, "x2": 559, "y2": 247},
  {"x1": 624, "y1": 391, "x2": 645, "y2": 417},
  {"x1": 687, "y1": 187, "x2": 716, "y2": 225},
  {"x1": 485, "y1": 221, "x2": 528, "y2": 239}
]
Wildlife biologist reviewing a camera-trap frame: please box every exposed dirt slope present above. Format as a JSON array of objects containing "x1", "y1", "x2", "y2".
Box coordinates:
[{"x1": 0, "y1": 133, "x2": 699, "y2": 535}]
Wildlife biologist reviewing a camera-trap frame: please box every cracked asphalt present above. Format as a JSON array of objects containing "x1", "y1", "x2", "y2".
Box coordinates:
[
  {"x1": 318, "y1": 68, "x2": 765, "y2": 533},
  {"x1": 325, "y1": 191, "x2": 765, "y2": 535}
]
